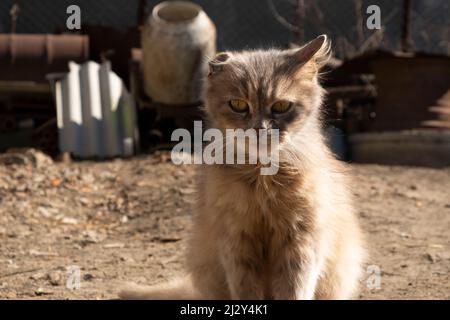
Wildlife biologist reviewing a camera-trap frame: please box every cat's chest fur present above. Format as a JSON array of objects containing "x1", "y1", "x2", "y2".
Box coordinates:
[
  {"x1": 203, "y1": 165, "x2": 315, "y2": 247},
  {"x1": 199, "y1": 165, "x2": 318, "y2": 299}
]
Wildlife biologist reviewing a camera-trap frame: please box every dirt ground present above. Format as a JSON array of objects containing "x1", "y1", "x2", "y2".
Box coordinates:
[{"x1": 0, "y1": 149, "x2": 449, "y2": 300}]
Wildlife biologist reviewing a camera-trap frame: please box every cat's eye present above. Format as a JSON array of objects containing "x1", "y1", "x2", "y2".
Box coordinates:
[
  {"x1": 271, "y1": 101, "x2": 292, "y2": 114},
  {"x1": 229, "y1": 99, "x2": 249, "y2": 113}
]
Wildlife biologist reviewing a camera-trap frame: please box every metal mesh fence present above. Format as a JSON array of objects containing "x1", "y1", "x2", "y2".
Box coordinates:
[
  {"x1": 0, "y1": 0, "x2": 449, "y2": 59},
  {"x1": 410, "y1": 0, "x2": 450, "y2": 55},
  {"x1": 0, "y1": 0, "x2": 139, "y2": 33},
  {"x1": 259, "y1": 0, "x2": 450, "y2": 58}
]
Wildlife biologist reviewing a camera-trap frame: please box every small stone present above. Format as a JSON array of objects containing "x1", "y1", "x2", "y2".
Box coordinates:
[
  {"x1": 103, "y1": 243, "x2": 125, "y2": 249},
  {"x1": 29, "y1": 250, "x2": 57, "y2": 257},
  {"x1": 119, "y1": 256, "x2": 135, "y2": 263},
  {"x1": 38, "y1": 207, "x2": 51, "y2": 218},
  {"x1": 50, "y1": 178, "x2": 62, "y2": 187},
  {"x1": 359, "y1": 211, "x2": 368, "y2": 218},
  {"x1": 35, "y1": 287, "x2": 53, "y2": 296},
  {"x1": 30, "y1": 272, "x2": 46, "y2": 281},
  {"x1": 81, "y1": 174, "x2": 95, "y2": 183},
  {"x1": 61, "y1": 217, "x2": 78, "y2": 225},
  {"x1": 79, "y1": 197, "x2": 90, "y2": 206},
  {"x1": 7, "y1": 232, "x2": 17, "y2": 238},
  {"x1": 400, "y1": 232, "x2": 411, "y2": 239},
  {"x1": 425, "y1": 253, "x2": 440, "y2": 263},
  {"x1": 99, "y1": 171, "x2": 116, "y2": 181},
  {"x1": 81, "y1": 230, "x2": 106, "y2": 244},
  {"x1": 83, "y1": 274, "x2": 94, "y2": 281},
  {"x1": 47, "y1": 272, "x2": 62, "y2": 286}
]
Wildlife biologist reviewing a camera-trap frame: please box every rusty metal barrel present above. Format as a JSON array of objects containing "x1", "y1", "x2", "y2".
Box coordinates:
[{"x1": 0, "y1": 34, "x2": 89, "y2": 82}]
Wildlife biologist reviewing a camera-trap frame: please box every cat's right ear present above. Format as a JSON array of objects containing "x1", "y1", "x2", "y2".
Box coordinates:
[
  {"x1": 286, "y1": 35, "x2": 331, "y2": 75},
  {"x1": 208, "y1": 52, "x2": 232, "y2": 76}
]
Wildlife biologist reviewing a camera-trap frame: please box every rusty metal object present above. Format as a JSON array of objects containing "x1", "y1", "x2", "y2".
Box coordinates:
[
  {"x1": 0, "y1": 34, "x2": 89, "y2": 64},
  {"x1": 0, "y1": 34, "x2": 89, "y2": 82}
]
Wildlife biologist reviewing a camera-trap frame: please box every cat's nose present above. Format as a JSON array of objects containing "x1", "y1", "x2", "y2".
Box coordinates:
[
  {"x1": 253, "y1": 119, "x2": 278, "y2": 131},
  {"x1": 253, "y1": 120, "x2": 269, "y2": 131}
]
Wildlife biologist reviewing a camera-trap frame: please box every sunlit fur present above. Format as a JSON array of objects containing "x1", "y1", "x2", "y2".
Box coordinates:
[{"x1": 119, "y1": 36, "x2": 366, "y2": 300}]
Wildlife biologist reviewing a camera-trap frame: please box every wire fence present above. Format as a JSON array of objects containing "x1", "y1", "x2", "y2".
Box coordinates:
[
  {"x1": 0, "y1": 0, "x2": 449, "y2": 59},
  {"x1": 0, "y1": 0, "x2": 139, "y2": 33}
]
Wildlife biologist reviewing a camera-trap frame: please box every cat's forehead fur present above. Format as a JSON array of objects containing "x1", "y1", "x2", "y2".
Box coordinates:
[
  {"x1": 228, "y1": 49, "x2": 291, "y2": 78},
  {"x1": 206, "y1": 49, "x2": 318, "y2": 106},
  {"x1": 227, "y1": 50, "x2": 298, "y2": 97},
  {"x1": 205, "y1": 36, "x2": 329, "y2": 97}
]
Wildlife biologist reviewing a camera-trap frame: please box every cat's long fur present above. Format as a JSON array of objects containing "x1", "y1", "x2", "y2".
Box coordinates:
[{"x1": 120, "y1": 35, "x2": 365, "y2": 300}]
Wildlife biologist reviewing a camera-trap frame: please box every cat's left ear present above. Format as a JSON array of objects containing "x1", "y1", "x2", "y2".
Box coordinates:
[
  {"x1": 287, "y1": 35, "x2": 331, "y2": 73},
  {"x1": 208, "y1": 52, "x2": 233, "y2": 76}
]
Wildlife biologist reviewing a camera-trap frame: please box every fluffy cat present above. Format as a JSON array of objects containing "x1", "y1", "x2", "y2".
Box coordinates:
[{"x1": 120, "y1": 35, "x2": 365, "y2": 300}]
